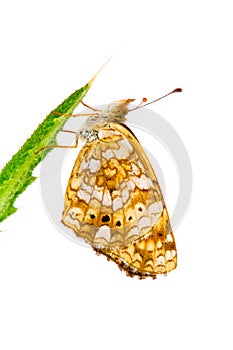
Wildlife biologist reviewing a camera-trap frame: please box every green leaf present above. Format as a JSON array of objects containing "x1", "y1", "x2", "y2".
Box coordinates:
[{"x1": 0, "y1": 79, "x2": 93, "y2": 223}]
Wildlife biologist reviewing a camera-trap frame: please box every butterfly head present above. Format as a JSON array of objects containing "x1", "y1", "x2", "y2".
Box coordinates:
[
  {"x1": 83, "y1": 99, "x2": 135, "y2": 127},
  {"x1": 78, "y1": 99, "x2": 135, "y2": 142},
  {"x1": 107, "y1": 99, "x2": 135, "y2": 118}
]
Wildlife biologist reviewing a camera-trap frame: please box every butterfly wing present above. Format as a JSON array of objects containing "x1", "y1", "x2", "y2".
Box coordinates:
[
  {"x1": 62, "y1": 122, "x2": 174, "y2": 252},
  {"x1": 95, "y1": 206, "x2": 177, "y2": 278}
]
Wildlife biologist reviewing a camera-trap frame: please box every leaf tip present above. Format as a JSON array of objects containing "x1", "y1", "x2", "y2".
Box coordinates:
[{"x1": 88, "y1": 56, "x2": 112, "y2": 86}]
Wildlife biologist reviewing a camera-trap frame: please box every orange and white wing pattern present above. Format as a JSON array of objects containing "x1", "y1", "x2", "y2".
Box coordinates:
[
  {"x1": 95, "y1": 207, "x2": 177, "y2": 279},
  {"x1": 62, "y1": 122, "x2": 177, "y2": 278}
]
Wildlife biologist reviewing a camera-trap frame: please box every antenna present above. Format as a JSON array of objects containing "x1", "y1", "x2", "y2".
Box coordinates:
[{"x1": 129, "y1": 88, "x2": 182, "y2": 111}]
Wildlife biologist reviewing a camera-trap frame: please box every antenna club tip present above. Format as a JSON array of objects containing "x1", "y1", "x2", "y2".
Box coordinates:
[
  {"x1": 173, "y1": 88, "x2": 183, "y2": 93},
  {"x1": 142, "y1": 97, "x2": 148, "y2": 103}
]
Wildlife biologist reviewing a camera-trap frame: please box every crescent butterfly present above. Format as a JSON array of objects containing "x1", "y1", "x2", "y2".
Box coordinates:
[{"x1": 60, "y1": 89, "x2": 181, "y2": 279}]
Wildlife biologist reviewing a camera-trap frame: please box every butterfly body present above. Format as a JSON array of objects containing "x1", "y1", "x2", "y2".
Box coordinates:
[{"x1": 62, "y1": 99, "x2": 177, "y2": 278}]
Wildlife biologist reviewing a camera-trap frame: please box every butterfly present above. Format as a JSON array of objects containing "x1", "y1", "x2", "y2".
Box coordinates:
[{"x1": 59, "y1": 88, "x2": 181, "y2": 279}]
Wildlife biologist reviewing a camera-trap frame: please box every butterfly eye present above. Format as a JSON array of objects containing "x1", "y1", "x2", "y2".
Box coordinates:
[{"x1": 108, "y1": 102, "x2": 129, "y2": 118}]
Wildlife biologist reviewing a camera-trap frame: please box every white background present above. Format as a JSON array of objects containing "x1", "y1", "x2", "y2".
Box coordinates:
[{"x1": 0, "y1": 1, "x2": 232, "y2": 349}]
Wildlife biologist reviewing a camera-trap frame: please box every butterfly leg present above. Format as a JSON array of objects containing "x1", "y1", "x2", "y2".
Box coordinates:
[
  {"x1": 81, "y1": 101, "x2": 101, "y2": 111},
  {"x1": 35, "y1": 137, "x2": 78, "y2": 154},
  {"x1": 60, "y1": 129, "x2": 77, "y2": 134},
  {"x1": 52, "y1": 110, "x2": 99, "y2": 118}
]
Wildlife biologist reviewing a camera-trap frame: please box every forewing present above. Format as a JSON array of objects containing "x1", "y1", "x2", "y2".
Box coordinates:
[{"x1": 62, "y1": 123, "x2": 166, "y2": 249}]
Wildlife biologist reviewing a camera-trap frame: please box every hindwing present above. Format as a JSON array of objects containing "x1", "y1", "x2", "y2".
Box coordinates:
[{"x1": 62, "y1": 123, "x2": 166, "y2": 249}]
